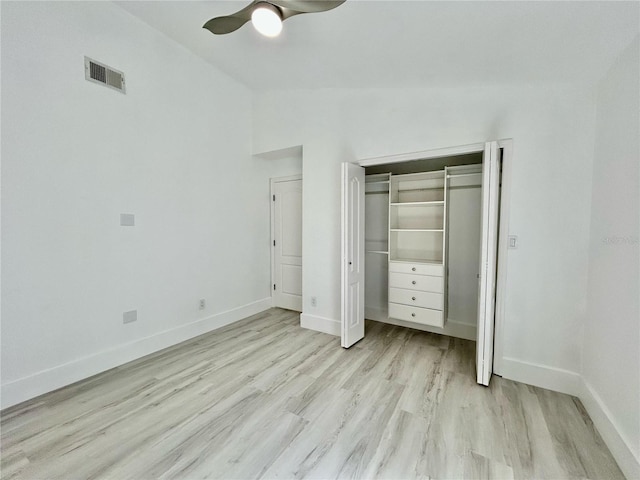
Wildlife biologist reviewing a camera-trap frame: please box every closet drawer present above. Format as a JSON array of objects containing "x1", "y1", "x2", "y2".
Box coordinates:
[
  {"x1": 389, "y1": 262, "x2": 443, "y2": 277},
  {"x1": 389, "y1": 288, "x2": 443, "y2": 310},
  {"x1": 388, "y1": 303, "x2": 444, "y2": 328},
  {"x1": 389, "y1": 272, "x2": 443, "y2": 293}
]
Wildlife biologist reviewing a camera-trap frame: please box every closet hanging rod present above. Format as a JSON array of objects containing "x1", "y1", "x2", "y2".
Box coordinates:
[
  {"x1": 446, "y1": 172, "x2": 482, "y2": 179},
  {"x1": 365, "y1": 180, "x2": 390, "y2": 185}
]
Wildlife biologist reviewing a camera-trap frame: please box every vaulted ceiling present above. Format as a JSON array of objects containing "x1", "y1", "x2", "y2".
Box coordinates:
[{"x1": 117, "y1": 1, "x2": 639, "y2": 91}]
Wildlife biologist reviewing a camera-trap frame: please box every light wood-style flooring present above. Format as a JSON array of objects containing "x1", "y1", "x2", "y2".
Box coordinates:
[{"x1": 1, "y1": 308, "x2": 623, "y2": 479}]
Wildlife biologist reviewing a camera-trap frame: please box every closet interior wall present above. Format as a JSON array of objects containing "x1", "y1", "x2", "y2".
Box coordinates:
[{"x1": 364, "y1": 154, "x2": 483, "y2": 341}]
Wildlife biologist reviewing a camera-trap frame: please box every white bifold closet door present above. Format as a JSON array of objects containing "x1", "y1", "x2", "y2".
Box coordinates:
[
  {"x1": 476, "y1": 141, "x2": 501, "y2": 386},
  {"x1": 341, "y1": 163, "x2": 366, "y2": 348}
]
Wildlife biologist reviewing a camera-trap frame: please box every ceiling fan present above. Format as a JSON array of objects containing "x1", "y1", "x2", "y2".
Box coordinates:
[{"x1": 203, "y1": 0, "x2": 346, "y2": 38}]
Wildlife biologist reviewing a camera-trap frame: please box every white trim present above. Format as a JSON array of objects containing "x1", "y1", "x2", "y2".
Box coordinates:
[
  {"x1": 358, "y1": 142, "x2": 486, "y2": 168},
  {"x1": 579, "y1": 379, "x2": 640, "y2": 479},
  {"x1": 501, "y1": 357, "x2": 638, "y2": 477},
  {"x1": 253, "y1": 145, "x2": 303, "y2": 161},
  {"x1": 500, "y1": 357, "x2": 582, "y2": 396},
  {"x1": 270, "y1": 174, "x2": 303, "y2": 311},
  {"x1": 365, "y1": 306, "x2": 389, "y2": 323},
  {"x1": 300, "y1": 313, "x2": 340, "y2": 336},
  {"x1": 1, "y1": 298, "x2": 272, "y2": 410},
  {"x1": 270, "y1": 174, "x2": 302, "y2": 184}
]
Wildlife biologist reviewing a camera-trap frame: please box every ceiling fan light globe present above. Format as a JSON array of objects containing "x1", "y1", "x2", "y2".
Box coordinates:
[{"x1": 251, "y1": 4, "x2": 282, "y2": 37}]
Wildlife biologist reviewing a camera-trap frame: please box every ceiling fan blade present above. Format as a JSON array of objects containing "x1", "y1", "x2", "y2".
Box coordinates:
[
  {"x1": 202, "y1": 2, "x2": 257, "y2": 35},
  {"x1": 203, "y1": 0, "x2": 346, "y2": 35},
  {"x1": 269, "y1": 0, "x2": 346, "y2": 14}
]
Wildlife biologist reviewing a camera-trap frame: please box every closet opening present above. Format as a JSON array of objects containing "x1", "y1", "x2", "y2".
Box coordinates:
[
  {"x1": 341, "y1": 141, "x2": 509, "y2": 386},
  {"x1": 364, "y1": 151, "x2": 485, "y2": 339}
]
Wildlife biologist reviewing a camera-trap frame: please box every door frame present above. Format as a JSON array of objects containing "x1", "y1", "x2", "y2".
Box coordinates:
[
  {"x1": 270, "y1": 174, "x2": 303, "y2": 309},
  {"x1": 357, "y1": 140, "x2": 513, "y2": 376}
]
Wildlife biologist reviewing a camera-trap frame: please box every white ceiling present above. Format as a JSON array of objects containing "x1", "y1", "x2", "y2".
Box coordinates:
[{"x1": 116, "y1": 0, "x2": 639, "y2": 91}]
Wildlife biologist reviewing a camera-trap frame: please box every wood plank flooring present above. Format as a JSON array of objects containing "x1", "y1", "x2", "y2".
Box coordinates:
[{"x1": 1, "y1": 308, "x2": 623, "y2": 479}]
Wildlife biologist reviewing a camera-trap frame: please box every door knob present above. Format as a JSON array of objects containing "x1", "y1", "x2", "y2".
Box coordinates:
[
  {"x1": 412, "y1": 281, "x2": 416, "y2": 285},
  {"x1": 412, "y1": 297, "x2": 416, "y2": 301},
  {"x1": 412, "y1": 267, "x2": 416, "y2": 271}
]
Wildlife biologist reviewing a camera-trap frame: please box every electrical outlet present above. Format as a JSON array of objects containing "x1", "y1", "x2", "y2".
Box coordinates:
[
  {"x1": 199, "y1": 299, "x2": 206, "y2": 310},
  {"x1": 123, "y1": 310, "x2": 137, "y2": 324},
  {"x1": 311, "y1": 296, "x2": 317, "y2": 307}
]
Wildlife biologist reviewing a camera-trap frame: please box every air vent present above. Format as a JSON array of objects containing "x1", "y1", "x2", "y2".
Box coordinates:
[{"x1": 84, "y1": 56, "x2": 126, "y2": 94}]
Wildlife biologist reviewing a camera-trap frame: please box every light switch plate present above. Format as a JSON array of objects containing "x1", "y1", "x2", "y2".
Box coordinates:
[
  {"x1": 508, "y1": 235, "x2": 518, "y2": 249},
  {"x1": 120, "y1": 213, "x2": 135, "y2": 226}
]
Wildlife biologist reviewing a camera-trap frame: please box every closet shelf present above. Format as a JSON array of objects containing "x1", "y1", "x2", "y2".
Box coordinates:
[
  {"x1": 390, "y1": 201, "x2": 444, "y2": 206},
  {"x1": 390, "y1": 257, "x2": 444, "y2": 265},
  {"x1": 366, "y1": 250, "x2": 389, "y2": 255}
]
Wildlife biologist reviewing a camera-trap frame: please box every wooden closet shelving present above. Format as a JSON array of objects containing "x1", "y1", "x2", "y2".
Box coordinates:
[{"x1": 388, "y1": 170, "x2": 448, "y2": 328}]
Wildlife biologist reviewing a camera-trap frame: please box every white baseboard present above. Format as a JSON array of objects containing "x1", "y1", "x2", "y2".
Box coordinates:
[
  {"x1": 578, "y1": 378, "x2": 640, "y2": 479},
  {"x1": 365, "y1": 306, "x2": 387, "y2": 323},
  {"x1": 498, "y1": 358, "x2": 639, "y2": 476},
  {"x1": 300, "y1": 312, "x2": 340, "y2": 336},
  {"x1": 500, "y1": 357, "x2": 582, "y2": 396},
  {"x1": 365, "y1": 306, "x2": 476, "y2": 341},
  {"x1": 1, "y1": 298, "x2": 272, "y2": 410}
]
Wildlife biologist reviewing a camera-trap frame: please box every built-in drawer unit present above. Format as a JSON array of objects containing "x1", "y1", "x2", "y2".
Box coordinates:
[
  {"x1": 388, "y1": 303, "x2": 444, "y2": 328},
  {"x1": 388, "y1": 272, "x2": 443, "y2": 293},
  {"x1": 389, "y1": 288, "x2": 443, "y2": 310},
  {"x1": 389, "y1": 262, "x2": 444, "y2": 277},
  {"x1": 386, "y1": 173, "x2": 448, "y2": 329}
]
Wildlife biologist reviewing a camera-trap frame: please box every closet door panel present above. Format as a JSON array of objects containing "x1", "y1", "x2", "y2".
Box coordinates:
[
  {"x1": 389, "y1": 288, "x2": 443, "y2": 310},
  {"x1": 389, "y1": 272, "x2": 443, "y2": 293},
  {"x1": 476, "y1": 141, "x2": 501, "y2": 386},
  {"x1": 341, "y1": 163, "x2": 366, "y2": 348}
]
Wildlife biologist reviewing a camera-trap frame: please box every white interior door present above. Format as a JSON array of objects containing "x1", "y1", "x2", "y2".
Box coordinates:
[
  {"x1": 341, "y1": 162, "x2": 365, "y2": 348},
  {"x1": 272, "y1": 178, "x2": 302, "y2": 312},
  {"x1": 476, "y1": 141, "x2": 501, "y2": 386}
]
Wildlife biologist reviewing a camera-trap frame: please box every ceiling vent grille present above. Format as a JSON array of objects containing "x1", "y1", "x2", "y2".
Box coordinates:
[{"x1": 84, "y1": 57, "x2": 126, "y2": 94}]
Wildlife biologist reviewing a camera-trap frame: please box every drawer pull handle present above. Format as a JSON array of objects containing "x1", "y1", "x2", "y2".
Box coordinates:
[
  {"x1": 412, "y1": 267, "x2": 416, "y2": 271},
  {"x1": 411, "y1": 313, "x2": 416, "y2": 317},
  {"x1": 412, "y1": 281, "x2": 416, "y2": 285},
  {"x1": 412, "y1": 297, "x2": 416, "y2": 301}
]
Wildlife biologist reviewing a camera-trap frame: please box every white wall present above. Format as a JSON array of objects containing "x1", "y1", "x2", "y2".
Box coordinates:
[
  {"x1": 253, "y1": 85, "x2": 596, "y2": 383},
  {"x1": 364, "y1": 186, "x2": 389, "y2": 315},
  {"x1": 582, "y1": 36, "x2": 640, "y2": 479},
  {"x1": 447, "y1": 183, "x2": 481, "y2": 327},
  {"x1": 0, "y1": 1, "x2": 281, "y2": 408}
]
